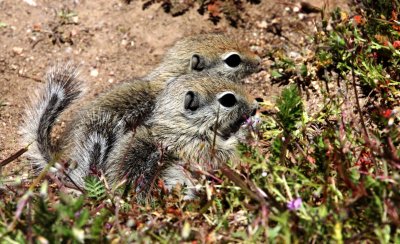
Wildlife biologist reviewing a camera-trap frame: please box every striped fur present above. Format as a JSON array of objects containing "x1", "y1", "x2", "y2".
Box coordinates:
[
  {"x1": 21, "y1": 62, "x2": 84, "y2": 172},
  {"x1": 66, "y1": 111, "x2": 126, "y2": 187}
]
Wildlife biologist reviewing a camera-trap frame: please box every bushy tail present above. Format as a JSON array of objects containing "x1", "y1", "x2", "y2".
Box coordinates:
[{"x1": 21, "y1": 62, "x2": 84, "y2": 171}]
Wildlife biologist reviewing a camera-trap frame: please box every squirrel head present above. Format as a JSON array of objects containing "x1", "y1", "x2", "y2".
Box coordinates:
[
  {"x1": 150, "y1": 74, "x2": 257, "y2": 169},
  {"x1": 158, "y1": 34, "x2": 261, "y2": 83}
]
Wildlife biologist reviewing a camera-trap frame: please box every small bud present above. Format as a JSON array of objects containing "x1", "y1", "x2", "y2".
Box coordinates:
[
  {"x1": 40, "y1": 180, "x2": 48, "y2": 197},
  {"x1": 181, "y1": 222, "x2": 191, "y2": 239}
]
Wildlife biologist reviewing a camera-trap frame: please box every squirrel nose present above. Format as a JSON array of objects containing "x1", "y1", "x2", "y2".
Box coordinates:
[{"x1": 251, "y1": 108, "x2": 257, "y2": 116}]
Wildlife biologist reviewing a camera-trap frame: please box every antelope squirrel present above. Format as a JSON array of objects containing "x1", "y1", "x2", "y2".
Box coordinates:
[{"x1": 21, "y1": 63, "x2": 257, "y2": 199}]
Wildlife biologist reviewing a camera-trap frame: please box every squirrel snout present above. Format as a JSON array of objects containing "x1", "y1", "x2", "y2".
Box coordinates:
[
  {"x1": 251, "y1": 108, "x2": 257, "y2": 117},
  {"x1": 250, "y1": 100, "x2": 259, "y2": 116}
]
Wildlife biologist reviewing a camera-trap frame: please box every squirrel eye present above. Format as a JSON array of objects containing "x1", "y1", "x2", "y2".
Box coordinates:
[
  {"x1": 218, "y1": 92, "x2": 237, "y2": 108},
  {"x1": 224, "y1": 54, "x2": 242, "y2": 68}
]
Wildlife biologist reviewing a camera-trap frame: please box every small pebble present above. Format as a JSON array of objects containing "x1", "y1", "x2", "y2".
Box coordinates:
[
  {"x1": 90, "y1": 68, "x2": 99, "y2": 77},
  {"x1": 23, "y1": 0, "x2": 37, "y2": 6},
  {"x1": 65, "y1": 47, "x2": 73, "y2": 53},
  {"x1": 71, "y1": 16, "x2": 79, "y2": 24},
  {"x1": 12, "y1": 47, "x2": 23, "y2": 55},
  {"x1": 288, "y1": 51, "x2": 301, "y2": 59},
  {"x1": 32, "y1": 23, "x2": 41, "y2": 32},
  {"x1": 70, "y1": 29, "x2": 79, "y2": 37},
  {"x1": 256, "y1": 20, "x2": 268, "y2": 29}
]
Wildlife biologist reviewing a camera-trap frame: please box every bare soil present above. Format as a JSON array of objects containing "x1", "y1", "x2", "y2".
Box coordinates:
[{"x1": 0, "y1": 0, "x2": 348, "y2": 175}]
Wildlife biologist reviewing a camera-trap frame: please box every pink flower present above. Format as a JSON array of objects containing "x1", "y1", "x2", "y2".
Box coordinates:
[{"x1": 287, "y1": 197, "x2": 302, "y2": 211}]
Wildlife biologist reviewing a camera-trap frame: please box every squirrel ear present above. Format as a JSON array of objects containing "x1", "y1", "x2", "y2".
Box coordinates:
[
  {"x1": 184, "y1": 91, "x2": 200, "y2": 111},
  {"x1": 191, "y1": 54, "x2": 205, "y2": 71}
]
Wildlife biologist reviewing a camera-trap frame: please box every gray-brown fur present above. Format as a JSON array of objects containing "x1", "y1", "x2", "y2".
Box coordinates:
[
  {"x1": 102, "y1": 74, "x2": 257, "y2": 198},
  {"x1": 62, "y1": 80, "x2": 165, "y2": 187},
  {"x1": 20, "y1": 63, "x2": 84, "y2": 172},
  {"x1": 22, "y1": 65, "x2": 256, "y2": 199},
  {"x1": 22, "y1": 34, "x2": 258, "y2": 198},
  {"x1": 145, "y1": 33, "x2": 261, "y2": 83}
]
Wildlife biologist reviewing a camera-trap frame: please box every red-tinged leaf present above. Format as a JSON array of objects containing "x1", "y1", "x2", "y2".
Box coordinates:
[
  {"x1": 385, "y1": 199, "x2": 400, "y2": 226},
  {"x1": 307, "y1": 155, "x2": 316, "y2": 164},
  {"x1": 355, "y1": 150, "x2": 373, "y2": 173},
  {"x1": 391, "y1": 10, "x2": 398, "y2": 21},
  {"x1": 375, "y1": 34, "x2": 389, "y2": 46},
  {"x1": 392, "y1": 24, "x2": 400, "y2": 32},
  {"x1": 353, "y1": 15, "x2": 364, "y2": 25},
  {"x1": 393, "y1": 40, "x2": 400, "y2": 49},
  {"x1": 166, "y1": 207, "x2": 182, "y2": 217},
  {"x1": 382, "y1": 109, "x2": 392, "y2": 118}
]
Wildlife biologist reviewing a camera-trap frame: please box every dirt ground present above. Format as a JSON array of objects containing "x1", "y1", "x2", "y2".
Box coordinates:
[{"x1": 0, "y1": 0, "x2": 348, "y2": 175}]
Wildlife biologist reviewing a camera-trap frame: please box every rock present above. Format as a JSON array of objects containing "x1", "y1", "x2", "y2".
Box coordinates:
[
  {"x1": 90, "y1": 68, "x2": 99, "y2": 77},
  {"x1": 256, "y1": 20, "x2": 268, "y2": 29},
  {"x1": 71, "y1": 16, "x2": 79, "y2": 24},
  {"x1": 23, "y1": 0, "x2": 37, "y2": 6},
  {"x1": 32, "y1": 23, "x2": 41, "y2": 32},
  {"x1": 12, "y1": 47, "x2": 23, "y2": 55},
  {"x1": 70, "y1": 29, "x2": 79, "y2": 37}
]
